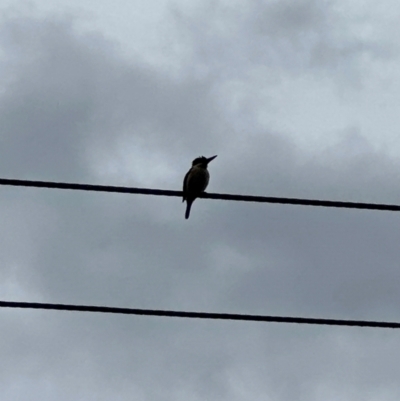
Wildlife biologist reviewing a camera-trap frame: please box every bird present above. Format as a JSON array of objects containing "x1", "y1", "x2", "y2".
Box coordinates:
[{"x1": 183, "y1": 155, "x2": 217, "y2": 219}]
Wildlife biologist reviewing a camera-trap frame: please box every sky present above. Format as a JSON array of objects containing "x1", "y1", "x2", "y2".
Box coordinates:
[{"x1": 1, "y1": 0, "x2": 400, "y2": 400}]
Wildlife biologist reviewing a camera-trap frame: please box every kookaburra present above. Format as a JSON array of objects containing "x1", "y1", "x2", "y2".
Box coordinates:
[{"x1": 183, "y1": 155, "x2": 217, "y2": 219}]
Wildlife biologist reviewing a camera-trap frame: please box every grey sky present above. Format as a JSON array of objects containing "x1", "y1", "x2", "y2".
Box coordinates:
[{"x1": 1, "y1": 1, "x2": 400, "y2": 400}]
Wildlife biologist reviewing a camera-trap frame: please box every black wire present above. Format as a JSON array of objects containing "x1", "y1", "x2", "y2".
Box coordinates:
[
  {"x1": 2, "y1": 180, "x2": 397, "y2": 329},
  {"x1": 0, "y1": 177, "x2": 400, "y2": 212},
  {"x1": 1, "y1": 300, "x2": 399, "y2": 329}
]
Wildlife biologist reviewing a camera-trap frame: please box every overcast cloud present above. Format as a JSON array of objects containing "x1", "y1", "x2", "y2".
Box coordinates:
[{"x1": 1, "y1": 1, "x2": 400, "y2": 400}]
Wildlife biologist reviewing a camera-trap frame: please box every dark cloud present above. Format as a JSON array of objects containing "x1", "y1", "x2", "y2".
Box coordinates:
[
  {"x1": 0, "y1": 14, "x2": 222, "y2": 182},
  {"x1": 171, "y1": 0, "x2": 392, "y2": 84},
  {"x1": 1, "y1": 4, "x2": 400, "y2": 401}
]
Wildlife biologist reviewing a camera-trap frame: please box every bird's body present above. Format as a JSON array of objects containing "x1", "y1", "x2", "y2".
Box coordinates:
[{"x1": 183, "y1": 155, "x2": 217, "y2": 219}]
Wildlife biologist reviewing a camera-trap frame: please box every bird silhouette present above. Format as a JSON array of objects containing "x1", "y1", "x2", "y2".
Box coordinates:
[{"x1": 182, "y1": 155, "x2": 217, "y2": 219}]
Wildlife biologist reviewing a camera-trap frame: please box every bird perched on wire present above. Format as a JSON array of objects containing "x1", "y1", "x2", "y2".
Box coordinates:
[{"x1": 183, "y1": 155, "x2": 217, "y2": 219}]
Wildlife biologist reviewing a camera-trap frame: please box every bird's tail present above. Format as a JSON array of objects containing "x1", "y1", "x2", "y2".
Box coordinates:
[{"x1": 185, "y1": 201, "x2": 192, "y2": 219}]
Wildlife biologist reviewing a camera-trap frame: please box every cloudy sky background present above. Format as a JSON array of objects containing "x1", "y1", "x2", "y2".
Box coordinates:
[{"x1": 1, "y1": 0, "x2": 400, "y2": 400}]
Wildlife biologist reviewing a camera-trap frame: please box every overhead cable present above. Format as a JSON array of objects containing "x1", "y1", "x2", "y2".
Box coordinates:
[
  {"x1": 1, "y1": 300, "x2": 399, "y2": 329},
  {"x1": 0, "y1": 177, "x2": 399, "y2": 212}
]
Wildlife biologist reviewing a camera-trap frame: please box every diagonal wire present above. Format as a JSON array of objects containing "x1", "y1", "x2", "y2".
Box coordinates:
[
  {"x1": 0, "y1": 177, "x2": 400, "y2": 212},
  {"x1": 1, "y1": 300, "x2": 400, "y2": 329}
]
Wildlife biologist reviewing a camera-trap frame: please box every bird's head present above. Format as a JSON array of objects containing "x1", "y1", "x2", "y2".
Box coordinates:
[{"x1": 192, "y1": 155, "x2": 217, "y2": 167}]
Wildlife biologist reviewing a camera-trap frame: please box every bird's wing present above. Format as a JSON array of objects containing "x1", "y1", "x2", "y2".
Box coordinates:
[{"x1": 182, "y1": 169, "x2": 191, "y2": 202}]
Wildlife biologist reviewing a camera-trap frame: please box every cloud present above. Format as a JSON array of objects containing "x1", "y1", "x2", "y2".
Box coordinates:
[
  {"x1": 171, "y1": 0, "x2": 392, "y2": 83},
  {"x1": 0, "y1": 13, "x2": 222, "y2": 185},
  {"x1": 1, "y1": 3, "x2": 400, "y2": 401}
]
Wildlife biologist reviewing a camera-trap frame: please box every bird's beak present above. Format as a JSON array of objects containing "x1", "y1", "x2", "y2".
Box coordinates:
[{"x1": 206, "y1": 155, "x2": 217, "y2": 164}]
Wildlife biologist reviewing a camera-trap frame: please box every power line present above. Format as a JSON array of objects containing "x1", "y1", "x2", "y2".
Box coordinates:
[
  {"x1": 1, "y1": 300, "x2": 399, "y2": 329},
  {"x1": 0, "y1": 177, "x2": 399, "y2": 212}
]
